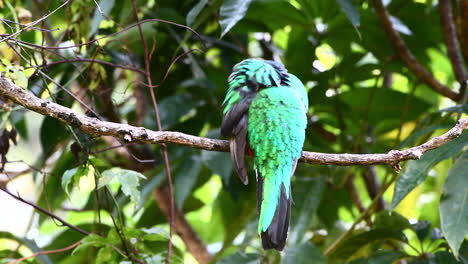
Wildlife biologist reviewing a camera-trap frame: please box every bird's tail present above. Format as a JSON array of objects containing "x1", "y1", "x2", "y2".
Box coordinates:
[{"x1": 256, "y1": 170, "x2": 291, "y2": 251}]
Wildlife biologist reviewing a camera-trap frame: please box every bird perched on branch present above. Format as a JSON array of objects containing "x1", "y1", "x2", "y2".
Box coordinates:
[{"x1": 221, "y1": 58, "x2": 308, "y2": 250}]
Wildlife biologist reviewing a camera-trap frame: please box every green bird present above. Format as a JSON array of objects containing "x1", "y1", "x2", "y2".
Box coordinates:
[{"x1": 221, "y1": 58, "x2": 308, "y2": 250}]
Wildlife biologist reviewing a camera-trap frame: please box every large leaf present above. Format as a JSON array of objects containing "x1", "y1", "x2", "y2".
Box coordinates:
[
  {"x1": 336, "y1": 88, "x2": 432, "y2": 125},
  {"x1": 40, "y1": 116, "x2": 69, "y2": 156},
  {"x1": 331, "y1": 211, "x2": 409, "y2": 261},
  {"x1": 392, "y1": 132, "x2": 468, "y2": 208},
  {"x1": 37, "y1": 151, "x2": 75, "y2": 224},
  {"x1": 349, "y1": 251, "x2": 403, "y2": 264},
  {"x1": 186, "y1": 0, "x2": 209, "y2": 26},
  {"x1": 289, "y1": 175, "x2": 326, "y2": 244},
  {"x1": 89, "y1": 0, "x2": 115, "y2": 36},
  {"x1": 98, "y1": 168, "x2": 146, "y2": 205},
  {"x1": 201, "y1": 150, "x2": 232, "y2": 183},
  {"x1": 282, "y1": 241, "x2": 326, "y2": 264},
  {"x1": 61, "y1": 165, "x2": 92, "y2": 196},
  {"x1": 173, "y1": 156, "x2": 202, "y2": 208},
  {"x1": 155, "y1": 93, "x2": 201, "y2": 130},
  {"x1": 336, "y1": 0, "x2": 360, "y2": 30},
  {"x1": 440, "y1": 151, "x2": 468, "y2": 257},
  {"x1": 219, "y1": 0, "x2": 253, "y2": 37}
]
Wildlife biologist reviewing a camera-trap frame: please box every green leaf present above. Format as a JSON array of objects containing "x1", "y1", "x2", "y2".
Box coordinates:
[
  {"x1": 289, "y1": 175, "x2": 326, "y2": 244},
  {"x1": 440, "y1": 151, "x2": 468, "y2": 257},
  {"x1": 73, "y1": 234, "x2": 108, "y2": 255},
  {"x1": 186, "y1": 0, "x2": 208, "y2": 26},
  {"x1": 458, "y1": 240, "x2": 468, "y2": 263},
  {"x1": 174, "y1": 156, "x2": 202, "y2": 208},
  {"x1": 218, "y1": 252, "x2": 261, "y2": 264},
  {"x1": 99, "y1": 168, "x2": 146, "y2": 205},
  {"x1": 38, "y1": 151, "x2": 74, "y2": 224},
  {"x1": 392, "y1": 132, "x2": 468, "y2": 208},
  {"x1": 431, "y1": 251, "x2": 462, "y2": 264},
  {"x1": 282, "y1": 241, "x2": 326, "y2": 264},
  {"x1": 95, "y1": 246, "x2": 116, "y2": 264},
  {"x1": 374, "y1": 211, "x2": 412, "y2": 231},
  {"x1": 336, "y1": 0, "x2": 360, "y2": 29},
  {"x1": 331, "y1": 213, "x2": 409, "y2": 261},
  {"x1": 349, "y1": 251, "x2": 403, "y2": 264},
  {"x1": 331, "y1": 229, "x2": 407, "y2": 261},
  {"x1": 0, "y1": 232, "x2": 53, "y2": 264},
  {"x1": 201, "y1": 150, "x2": 232, "y2": 183},
  {"x1": 89, "y1": 0, "x2": 115, "y2": 36},
  {"x1": 336, "y1": 88, "x2": 432, "y2": 126},
  {"x1": 219, "y1": 0, "x2": 253, "y2": 37},
  {"x1": 412, "y1": 221, "x2": 431, "y2": 242},
  {"x1": 61, "y1": 165, "x2": 91, "y2": 196},
  {"x1": 44, "y1": 224, "x2": 109, "y2": 262},
  {"x1": 40, "y1": 116, "x2": 70, "y2": 156},
  {"x1": 156, "y1": 93, "x2": 200, "y2": 130}
]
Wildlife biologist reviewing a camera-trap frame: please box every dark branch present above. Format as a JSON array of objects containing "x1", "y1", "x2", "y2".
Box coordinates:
[
  {"x1": 439, "y1": 0, "x2": 468, "y2": 89},
  {"x1": 459, "y1": 0, "x2": 468, "y2": 64},
  {"x1": 372, "y1": 0, "x2": 460, "y2": 101}
]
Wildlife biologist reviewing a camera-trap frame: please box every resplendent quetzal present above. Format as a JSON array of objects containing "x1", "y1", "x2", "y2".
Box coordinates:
[{"x1": 221, "y1": 58, "x2": 308, "y2": 250}]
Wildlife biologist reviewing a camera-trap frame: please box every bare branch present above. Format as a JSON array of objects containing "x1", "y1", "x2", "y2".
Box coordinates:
[
  {"x1": 0, "y1": 185, "x2": 90, "y2": 236},
  {"x1": 129, "y1": 2, "x2": 176, "y2": 262},
  {"x1": 439, "y1": 0, "x2": 468, "y2": 88},
  {"x1": 372, "y1": 0, "x2": 460, "y2": 101},
  {"x1": 1, "y1": 73, "x2": 468, "y2": 168}
]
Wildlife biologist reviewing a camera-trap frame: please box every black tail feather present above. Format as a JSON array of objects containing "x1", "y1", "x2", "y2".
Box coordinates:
[{"x1": 257, "y1": 175, "x2": 291, "y2": 251}]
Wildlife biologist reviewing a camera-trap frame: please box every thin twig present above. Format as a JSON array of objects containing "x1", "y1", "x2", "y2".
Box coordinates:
[
  {"x1": 129, "y1": 1, "x2": 175, "y2": 263},
  {"x1": 38, "y1": 58, "x2": 147, "y2": 75},
  {"x1": 0, "y1": 186, "x2": 90, "y2": 236},
  {"x1": 7, "y1": 240, "x2": 82, "y2": 264},
  {"x1": 0, "y1": 0, "x2": 72, "y2": 43}
]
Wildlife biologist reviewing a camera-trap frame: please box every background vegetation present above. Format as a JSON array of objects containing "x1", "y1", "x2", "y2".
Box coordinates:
[{"x1": 0, "y1": 0, "x2": 468, "y2": 263}]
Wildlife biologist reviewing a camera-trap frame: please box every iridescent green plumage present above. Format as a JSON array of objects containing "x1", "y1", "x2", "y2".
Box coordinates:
[{"x1": 221, "y1": 59, "x2": 308, "y2": 250}]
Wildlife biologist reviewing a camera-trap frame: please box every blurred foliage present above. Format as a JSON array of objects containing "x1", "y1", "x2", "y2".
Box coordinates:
[{"x1": 0, "y1": 0, "x2": 468, "y2": 263}]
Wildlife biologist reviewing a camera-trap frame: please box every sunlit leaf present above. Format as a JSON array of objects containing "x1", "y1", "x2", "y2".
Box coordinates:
[
  {"x1": 392, "y1": 133, "x2": 468, "y2": 208},
  {"x1": 99, "y1": 168, "x2": 146, "y2": 205},
  {"x1": 336, "y1": 0, "x2": 360, "y2": 29},
  {"x1": 440, "y1": 151, "x2": 468, "y2": 257},
  {"x1": 61, "y1": 165, "x2": 91, "y2": 196},
  {"x1": 219, "y1": 0, "x2": 253, "y2": 37},
  {"x1": 89, "y1": 0, "x2": 115, "y2": 36},
  {"x1": 187, "y1": 0, "x2": 208, "y2": 26},
  {"x1": 73, "y1": 234, "x2": 108, "y2": 255}
]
